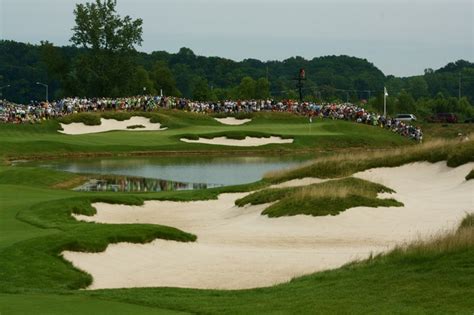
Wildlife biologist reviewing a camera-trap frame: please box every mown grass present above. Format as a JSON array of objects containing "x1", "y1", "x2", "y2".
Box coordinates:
[
  {"x1": 0, "y1": 164, "x2": 472, "y2": 313},
  {"x1": 58, "y1": 110, "x2": 222, "y2": 128},
  {"x1": 0, "y1": 110, "x2": 411, "y2": 160},
  {"x1": 236, "y1": 177, "x2": 403, "y2": 217},
  {"x1": 0, "y1": 192, "x2": 196, "y2": 291},
  {"x1": 265, "y1": 138, "x2": 474, "y2": 183},
  {"x1": 0, "y1": 164, "x2": 267, "y2": 291},
  {"x1": 1, "y1": 115, "x2": 474, "y2": 313},
  {"x1": 0, "y1": 293, "x2": 185, "y2": 315}
]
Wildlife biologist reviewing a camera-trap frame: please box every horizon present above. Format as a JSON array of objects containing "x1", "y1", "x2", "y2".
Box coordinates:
[
  {"x1": 3, "y1": 38, "x2": 471, "y2": 78},
  {"x1": 1, "y1": 0, "x2": 472, "y2": 77}
]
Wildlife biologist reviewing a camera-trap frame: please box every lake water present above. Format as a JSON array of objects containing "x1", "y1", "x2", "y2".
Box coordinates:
[{"x1": 29, "y1": 155, "x2": 312, "y2": 192}]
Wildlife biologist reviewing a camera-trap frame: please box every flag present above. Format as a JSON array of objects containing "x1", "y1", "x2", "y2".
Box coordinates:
[{"x1": 384, "y1": 87, "x2": 389, "y2": 97}]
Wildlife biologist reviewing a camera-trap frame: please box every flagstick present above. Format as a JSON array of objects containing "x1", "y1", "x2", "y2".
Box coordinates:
[{"x1": 383, "y1": 87, "x2": 387, "y2": 117}]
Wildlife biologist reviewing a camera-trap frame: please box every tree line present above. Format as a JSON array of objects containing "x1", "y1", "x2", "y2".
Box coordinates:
[{"x1": 0, "y1": 0, "x2": 473, "y2": 119}]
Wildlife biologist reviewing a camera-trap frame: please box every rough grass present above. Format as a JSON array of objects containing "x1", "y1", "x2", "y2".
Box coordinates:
[
  {"x1": 466, "y1": 169, "x2": 474, "y2": 181},
  {"x1": 126, "y1": 124, "x2": 145, "y2": 129},
  {"x1": 236, "y1": 177, "x2": 403, "y2": 217},
  {"x1": 265, "y1": 139, "x2": 474, "y2": 183},
  {"x1": 368, "y1": 212, "x2": 474, "y2": 263},
  {"x1": 179, "y1": 130, "x2": 293, "y2": 141}
]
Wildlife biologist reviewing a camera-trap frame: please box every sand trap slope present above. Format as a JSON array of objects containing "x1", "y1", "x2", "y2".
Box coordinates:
[
  {"x1": 269, "y1": 177, "x2": 329, "y2": 188},
  {"x1": 180, "y1": 136, "x2": 293, "y2": 147},
  {"x1": 59, "y1": 116, "x2": 167, "y2": 135},
  {"x1": 214, "y1": 117, "x2": 252, "y2": 125},
  {"x1": 63, "y1": 161, "x2": 473, "y2": 290}
]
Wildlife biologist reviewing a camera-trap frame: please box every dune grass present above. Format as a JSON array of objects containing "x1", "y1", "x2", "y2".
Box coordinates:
[
  {"x1": 265, "y1": 138, "x2": 474, "y2": 183},
  {"x1": 466, "y1": 169, "x2": 474, "y2": 180},
  {"x1": 236, "y1": 177, "x2": 403, "y2": 217}
]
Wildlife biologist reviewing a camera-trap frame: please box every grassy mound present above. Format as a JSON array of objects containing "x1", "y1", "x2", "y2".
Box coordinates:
[{"x1": 236, "y1": 177, "x2": 403, "y2": 217}]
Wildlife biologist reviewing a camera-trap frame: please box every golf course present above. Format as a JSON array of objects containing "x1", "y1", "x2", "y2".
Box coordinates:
[{"x1": 0, "y1": 110, "x2": 473, "y2": 314}]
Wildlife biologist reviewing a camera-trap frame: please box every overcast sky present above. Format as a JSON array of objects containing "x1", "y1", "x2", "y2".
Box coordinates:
[{"x1": 1, "y1": 0, "x2": 473, "y2": 76}]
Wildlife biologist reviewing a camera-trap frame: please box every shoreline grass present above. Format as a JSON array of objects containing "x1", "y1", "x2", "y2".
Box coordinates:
[{"x1": 265, "y1": 138, "x2": 474, "y2": 183}]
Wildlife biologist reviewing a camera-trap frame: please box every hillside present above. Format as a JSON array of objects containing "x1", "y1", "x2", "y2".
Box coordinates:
[{"x1": 1, "y1": 40, "x2": 472, "y2": 107}]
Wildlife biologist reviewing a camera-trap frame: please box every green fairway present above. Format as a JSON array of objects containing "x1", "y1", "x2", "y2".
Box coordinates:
[
  {"x1": 0, "y1": 111, "x2": 410, "y2": 160},
  {"x1": 0, "y1": 293, "x2": 187, "y2": 315},
  {"x1": 0, "y1": 114, "x2": 473, "y2": 314}
]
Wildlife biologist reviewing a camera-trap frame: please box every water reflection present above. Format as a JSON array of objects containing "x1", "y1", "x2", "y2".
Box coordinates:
[
  {"x1": 26, "y1": 155, "x2": 313, "y2": 186},
  {"x1": 74, "y1": 177, "x2": 222, "y2": 192}
]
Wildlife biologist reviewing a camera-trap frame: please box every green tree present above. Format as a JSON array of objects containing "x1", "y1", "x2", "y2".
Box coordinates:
[
  {"x1": 131, "y1": 66, "x2": 155, "y2": 95},
  {"x1": 150, "y1": 61, "x2": 180, "y2": 96},
  {"x1": 237, "y1": 76, "x2": 256, "y2": 99},
  {"x1": 70, "y1": 0, "x2": 143, "y2": 96},
  {"x1": 406, "y1": 76, "x2": 429, "y2": 99},
  {"x1": 396, "y1": 89, "x2": 416, "y2": 113},
  {"x1": 192, "y1": 77, "x2": 210, "y2": 101},
  {"x1": 254, "y1": 77, "x2": 270, "y2": 99}
]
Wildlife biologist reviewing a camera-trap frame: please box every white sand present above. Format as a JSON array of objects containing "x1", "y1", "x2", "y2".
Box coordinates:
[
  {"x1": 180, "y1": 136, "x2": 293, "y2": 147},
  {"x1": 62, "y1": 161, "x2": 474, "y2": 290},
  {"x1": 269, "y1": 177, "x2": 329, "y2": 189},
  {"x1": 214, "y1": 117, "x2": 252, "y2": 125},
  {"x1": 59, "y1": 116, "x2": 167, "y2": 135}
]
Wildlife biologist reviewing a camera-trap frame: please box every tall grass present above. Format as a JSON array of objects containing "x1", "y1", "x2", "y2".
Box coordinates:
[
  {"x1": 466, "y1": 169, "x2": 474, "y2": 181},
  {"x1": 265, "y1": 138, "x2": 474, "y2": 183},
  {"x1": 384, "y1": 213, "x2": 474, "y2": 258},
  {"x1": 236, "y1": 177, "x2": 402, "y2": 217}
]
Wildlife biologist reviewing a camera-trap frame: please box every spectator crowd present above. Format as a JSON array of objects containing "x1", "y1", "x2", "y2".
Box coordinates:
[{"x1": 0, "y1": 96, "x2": 422, "y2": 142}]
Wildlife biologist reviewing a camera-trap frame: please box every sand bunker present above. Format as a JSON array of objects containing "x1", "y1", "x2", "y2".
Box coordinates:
[
  {"x1": 214, "y1": 117, "x2": 252, "y2": 125},
  {"x1": 62, "y1": 161, "x2": 473, "y2": 290},
  {"x1": 59, "y1": 116, "x2": 167, "y2": 135},
  {"x1": 269, "y1": 177, "x2": 329, "y2": 189},
  {"x1": 180, "y1": 136, "x2": 293, "y2": 147}
]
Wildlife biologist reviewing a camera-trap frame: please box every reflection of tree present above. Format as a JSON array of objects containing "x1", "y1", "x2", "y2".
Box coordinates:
[{"x1": 75, "y1": 176, "x2": 221, "y2": 192}]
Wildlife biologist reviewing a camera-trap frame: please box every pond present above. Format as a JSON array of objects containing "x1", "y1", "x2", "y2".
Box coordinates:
[{"x1": 26, "y1": 155, "x2": 313, "y2": 192}]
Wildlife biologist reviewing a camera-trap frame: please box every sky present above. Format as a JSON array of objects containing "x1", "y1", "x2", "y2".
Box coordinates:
[{"x1": 1, "y1": 0, "x2": 473, "y2": 77}]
